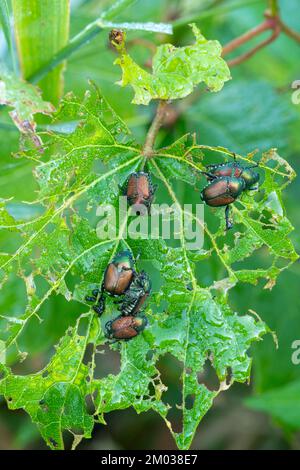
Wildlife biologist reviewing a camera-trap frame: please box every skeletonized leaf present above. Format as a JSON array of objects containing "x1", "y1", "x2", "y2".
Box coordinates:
[
  {"x1": 0, "y1": 71, "x2": 54, "y2": 147},
  {"x1": 0, "y1": 84, "x2": 296, "y2": 450},
  {"x1": 0, "y1": 314, "x2": 96, "y2": 450},
  {"x1": 113, "y1": 24, "x2": 231, "y2": 105}
]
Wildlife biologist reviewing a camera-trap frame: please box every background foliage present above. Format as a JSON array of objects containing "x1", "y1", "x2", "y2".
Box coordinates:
[{"x1": 0, "y1": 0, "x2": 299, "y2": 450}]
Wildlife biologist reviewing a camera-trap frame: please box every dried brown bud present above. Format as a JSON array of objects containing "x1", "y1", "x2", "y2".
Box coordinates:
[{"x1": 109, "y1": 29, "x2": 125, "y2": 48}]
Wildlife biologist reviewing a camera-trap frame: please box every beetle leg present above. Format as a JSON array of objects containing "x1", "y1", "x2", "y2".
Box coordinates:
[
  {"x1": 206, "y1": 172, "x2": 220, "y2": 180},
  {"x1": 93, "y1": 303, "x2": 105, "y2": 315},
  {"x1": 92, "y1": 289, "x2": 100, "y2": 297},
  {"x1": 107, "y1": 338, "x2": 118, "y2": 344},
  {"x1": 225, "y1": 205, "x2": 233, "y2": 230},
  {"x1": 202, "y1": 171, "x2": 218, "y2": 179},
  {"x1": 85, "y1": 296, "x2": 97, "y2": 302},
  {"x1": 248, "y1": 186, "x2": 258, "y2": 191},
  {"x1": 105, "y1": 320, "x2": 113, "y2": 332}
]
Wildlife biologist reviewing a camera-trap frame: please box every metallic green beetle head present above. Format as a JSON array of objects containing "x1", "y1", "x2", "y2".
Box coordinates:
[
  {"x1": 227, "y1": 176, "x2": 247, "y2": 197},
  {"x1": 240, "y1": 167, "x2": 259, "y2": 188},
  {"x1": 112, "y1": 250, "x2": 134, "y2": 270}
]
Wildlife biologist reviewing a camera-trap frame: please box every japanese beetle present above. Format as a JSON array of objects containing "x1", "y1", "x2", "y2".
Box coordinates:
[
  {"x1": 205, "y1": 161, "x2": 259, "y2": 189},
  {"x1": 201, "y1": 176, "x2": 246, "y2": 230},
  {"x1": 105, "y1": 314, "x2": 148, "y2": 341},
  {"x1": 201, "y1": 176, "x2": 246, "y2": 207},
  {"x1": 115, "y1": 271, "x2": 151, "y2": 316},
  {"x1": 85, "y1": 250, "x2": 136, "y2": 315},
  {"x1": 126, "y1": 171, "x2": 157, "y2": 213},
  {"x1": 103, "y1": 250, "x2": 135, "y2": 296}
]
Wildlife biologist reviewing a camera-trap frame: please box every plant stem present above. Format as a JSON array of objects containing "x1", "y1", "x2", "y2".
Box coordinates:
[
  {"x1": 143, "y1": 100, "x2": 168, "y2": 157},
  {"x1": 269, "y1": 0, "x2": 279, "y2": 16},
  {"x1": 12, "y1": 0, "x2": 70, "y2": 104},
  {"x1": 280, "y1": 21, "x2": 300, "y2": 44},
  {"x1": 101, "y1": 0, "x2": 138, "y2": 20},
  {"x1": 28, "y1": 22, "x2": 101, "y2": 84},
  {"x1": 222, "y1": 20, "x2": 271, "y2": 56},
  {"x1": 227, "y1": 29, "x2": 280, "y2": 67},
  {"x1": 0, "y1": 0, "x2": 18, "y2": 73},
  {"x1": 222, "y1": 11, "x2": 281, "y2": 65},
  {"x1": 28, "y1": 0, "x2": 138, "y2": 84}
]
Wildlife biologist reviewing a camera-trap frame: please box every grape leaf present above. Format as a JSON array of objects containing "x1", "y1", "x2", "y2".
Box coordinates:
[
  {"x1": 154, "y1": 142, "x2": 298, "y2": 288},
  {"x1": 0, "y1": 314, "x2": 96, "y2": 449},
  {"x1": 113, "y1": 24, "x2": 231, "y2": 105},
  {"x1": 0, "y1": 84, "x2": 297, "y2": 450}
]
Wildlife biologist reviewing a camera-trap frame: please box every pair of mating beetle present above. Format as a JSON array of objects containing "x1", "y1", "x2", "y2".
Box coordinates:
[
  {"x1": 120, "y1": 158, "x2": 259, "y2": 230},
  {"x1": 200, "y1": 159, "x2": 260, "y2": 229},
  {"x1": 85, "y1": 250, "x2": 151, "y2": 340}
]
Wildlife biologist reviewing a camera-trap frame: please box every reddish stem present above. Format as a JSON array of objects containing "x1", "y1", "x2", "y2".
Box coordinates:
[
  {"x1": 222, "y1": 12, "x2": 282, "y2": 66},
  {"x1": 227, "y1": 27, "x2": 280, "y2": 67},
  {"x1": 280, "y1": 20, "x2": 300, "y2": 44},
  {"x1": 222, "y1": 19, "x2": 271, "y2": 56}
]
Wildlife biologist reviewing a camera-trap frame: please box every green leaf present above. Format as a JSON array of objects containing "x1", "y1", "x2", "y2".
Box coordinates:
[
  {"x1": 0, "y1": 71, "x2": 54, "y2": 145},
  {"x1": 245, "y1": 380, "x2": 300, "y2": 431},
  {"x1": 154, "y1": 143, "x2": 298, "y2": 287},
  {"x1": 0, "y1": 0, "x2": 17, "y2": 72},
  {"x1": 0, "y1": 314, "x2": 95, "y2": 449},
  {"x1": 186, "y1": 80, "x2": 297, "y2": 154},
  {"x1": 25, "y1": 1, "x2": 173, "y2": 88},
  {"x1": 114, "y1": 24, "x2": 231, "y2": 105},
  {"x1": 100, "y1": 0, "x2": 138, "y2": 21},
  {"x1": 12, "y1": 0, "x2": 70, "y2": 104},
  {"x1": 0, "y1": 84, "x2": 296, "y2": 450}
]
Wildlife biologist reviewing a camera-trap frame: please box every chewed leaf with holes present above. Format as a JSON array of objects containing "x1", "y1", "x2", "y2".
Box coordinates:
[
  {"x1": 0, "y1": 71, "x2": 54, "y2": 146},
  {"x1": 0, "y1": 84, "x2": 297, "y2": 450},
  {"x1": 153, "y1": 142, "x2": 298, "y2": 288},
  {"x1": 0, "y1": 315, "x2": 96, "y2": 449},
  {"x1": 113, "y1": 24, "x2": 231, "y2": 105},
  {"x1": 0, "y1": 83, "x2": 142, "y2": 350}
]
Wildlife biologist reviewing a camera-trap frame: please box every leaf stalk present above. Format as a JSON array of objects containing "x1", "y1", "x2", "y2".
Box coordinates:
[{"x1": 143, "y1": 100, "x2": 168, "y2": 158}]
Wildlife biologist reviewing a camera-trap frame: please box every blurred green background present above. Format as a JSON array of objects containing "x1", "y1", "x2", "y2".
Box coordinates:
[{"x1": 0, "y1": 0, "x2": 299, "y2": 450}]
